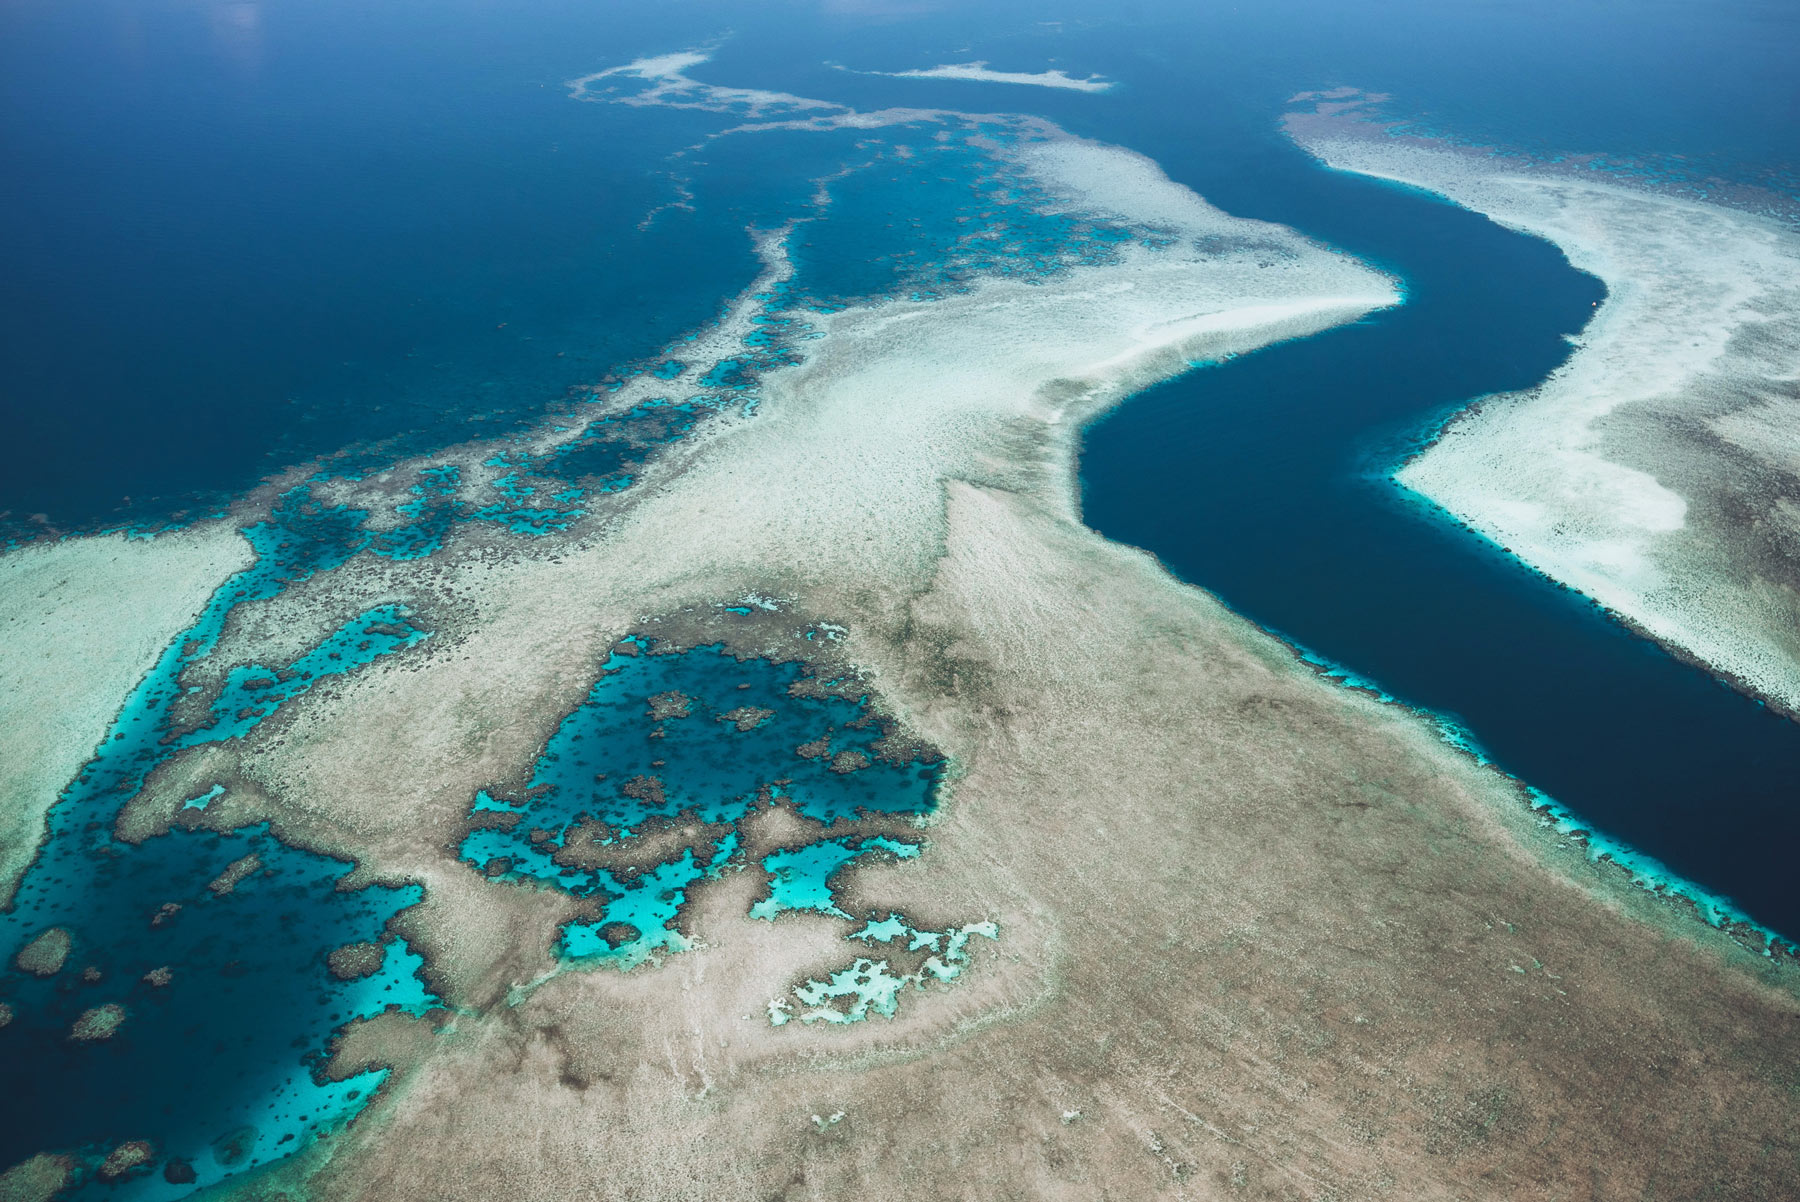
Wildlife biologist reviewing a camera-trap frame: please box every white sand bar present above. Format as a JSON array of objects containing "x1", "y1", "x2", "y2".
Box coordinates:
[
  {"x1": 863, "y1": 62, "x2": 1113, "y2": 93},
  {"x1": 593, "y1": 138, "x2": 1397, "y2": 607},
  {"x1": 1292, "y1": 133, "x2": 1800, "y2": 712},
  {"x1": 0, "y1": 526, "x2": 251, "y2": 905}
]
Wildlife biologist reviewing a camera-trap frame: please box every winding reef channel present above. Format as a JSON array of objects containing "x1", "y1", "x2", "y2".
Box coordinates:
[
  {"x1": 1081, "y1": 116, "x2": 1800, "y2": 943},
  {"x1": 5, "y1": 46, "x2": 1800, "y2": 1202}
]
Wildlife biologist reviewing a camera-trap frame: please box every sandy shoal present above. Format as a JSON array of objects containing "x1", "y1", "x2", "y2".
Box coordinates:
[{"x1": 0, "y1": 525, "x2": 250, "y2": 907}]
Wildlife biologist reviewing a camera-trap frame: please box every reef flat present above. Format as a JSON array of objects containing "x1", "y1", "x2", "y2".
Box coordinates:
[
  {"x1": 5, "y1": 60, "x2": 1799, "y2": 1202},
  {"x1": 1288, "y1": 93, "x2": 1800, "y2": 716},
  {"x1": 849, "y1": 62, "x2": 1115, "y2": 93},
  {"x1": 0, "y1": 528, "x2": 250, "y2": 906},
  {"x1": 221, "y1": 236, "x2": 1799, "y2": 1191}
]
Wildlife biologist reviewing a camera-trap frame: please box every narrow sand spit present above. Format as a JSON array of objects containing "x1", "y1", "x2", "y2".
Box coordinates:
[
  {"x1": 1288, "y1": 102, "x2": 1800, "y2": 714},
  {"x1": 0, "y1": 526, "x2": 250, "y2": 905},
  {"x1": 855, "y1": 61, "x2": 1115, "y2": 93}
]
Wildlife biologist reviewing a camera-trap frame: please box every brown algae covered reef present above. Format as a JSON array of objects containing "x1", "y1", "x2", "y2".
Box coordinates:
[{"x1": 3, "y1": 56, "x2": 1799, "y2": 1202}]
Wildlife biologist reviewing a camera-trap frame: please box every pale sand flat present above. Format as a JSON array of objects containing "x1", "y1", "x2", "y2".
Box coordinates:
[{"x1": 0, "y1": 525, "x2": 250, "y2": 905}]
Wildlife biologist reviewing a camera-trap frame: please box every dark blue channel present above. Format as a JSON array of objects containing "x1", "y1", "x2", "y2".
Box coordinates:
[{"x1": 1078, "y1": 137, "x2": 1800, "y2": 940}]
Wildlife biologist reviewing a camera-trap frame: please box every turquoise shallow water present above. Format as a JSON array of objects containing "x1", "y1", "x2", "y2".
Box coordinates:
[
  {"x1": 0, "y1": 572, "x2": 433, "y2": 1192},
  {"x1": 458, "y1": 640, "x2": 942, "y2": 969},
  {"x1": 4, "y1": 0, "x2": 1799, "y2": 1191}
]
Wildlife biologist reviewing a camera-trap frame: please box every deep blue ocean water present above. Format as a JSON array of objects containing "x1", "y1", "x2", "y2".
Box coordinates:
[{"x1": 4, "y1": 0, "x2": 1799, "y2": 1191}]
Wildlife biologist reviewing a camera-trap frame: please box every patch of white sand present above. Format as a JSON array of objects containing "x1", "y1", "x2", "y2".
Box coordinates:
[
  {"x1": 0, "y1": 527, "x2": 250, "y2": 905},
  {"x1": 859, "y1": 61, "x2": 1113, "y2": 93}
]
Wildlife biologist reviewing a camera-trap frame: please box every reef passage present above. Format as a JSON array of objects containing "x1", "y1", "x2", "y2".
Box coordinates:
[{"x1": 3, "y1": 26, "x2": 1798, "y2": 1202}]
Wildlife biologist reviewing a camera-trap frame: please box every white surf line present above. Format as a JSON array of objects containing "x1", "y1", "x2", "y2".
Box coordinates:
[
  {"x1": 1285, "y1": 97, "x2": 1800, "y2": 716},
  {"x1": 572, "y1": 49, "x2": 1074, "y2": 167},
  {"x1": 844, "y1": 61, "x2": 1114, "y2": 94},
  {"x1": 567, "y1": 48, "x2": 975, "y2": 222}
]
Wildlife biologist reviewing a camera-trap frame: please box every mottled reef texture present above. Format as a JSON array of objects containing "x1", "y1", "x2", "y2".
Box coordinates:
[
  {"x1": 199, "y1": 251, "x2": 1793, "y2": 1199},
  {"x1": 200, "y1": 475, "x2": 1795, "y2": 1202},
  {"x1": 7, "y1": 130, "x2": 1798, "y2": 1200}
]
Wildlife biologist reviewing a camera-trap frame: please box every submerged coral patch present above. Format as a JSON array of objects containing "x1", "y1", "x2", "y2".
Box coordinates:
[
  {"x1": 0, "y1": 819, "x2": 430, "y2": 1199},
  {"x1": 780, "y1": 130, "x2": 1141, "y2": 309},
  {"x1": 460, "y1": 641, "x2": 943, "y2": 968},
  {"x1": 0, "y1": 496, "x2": 440, "y2": 1197},
  {"x1": 748, "y1": 836, "x2": 921, "y2": 921},
  {"x1": 768, "y1": 915, "x2": 999, "y2": 1026},
  {"x1": 453, "y1": 637, "x2": 990, "y2": 1018}
]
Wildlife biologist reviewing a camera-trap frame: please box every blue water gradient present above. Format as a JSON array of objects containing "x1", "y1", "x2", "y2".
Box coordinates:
[
  {"x1": 4, "y1": 0, "x2": 1799, "y2": 1188},
  {"x1": 1076, "y1": 146, "x2": 1800, "y2": 945}
]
